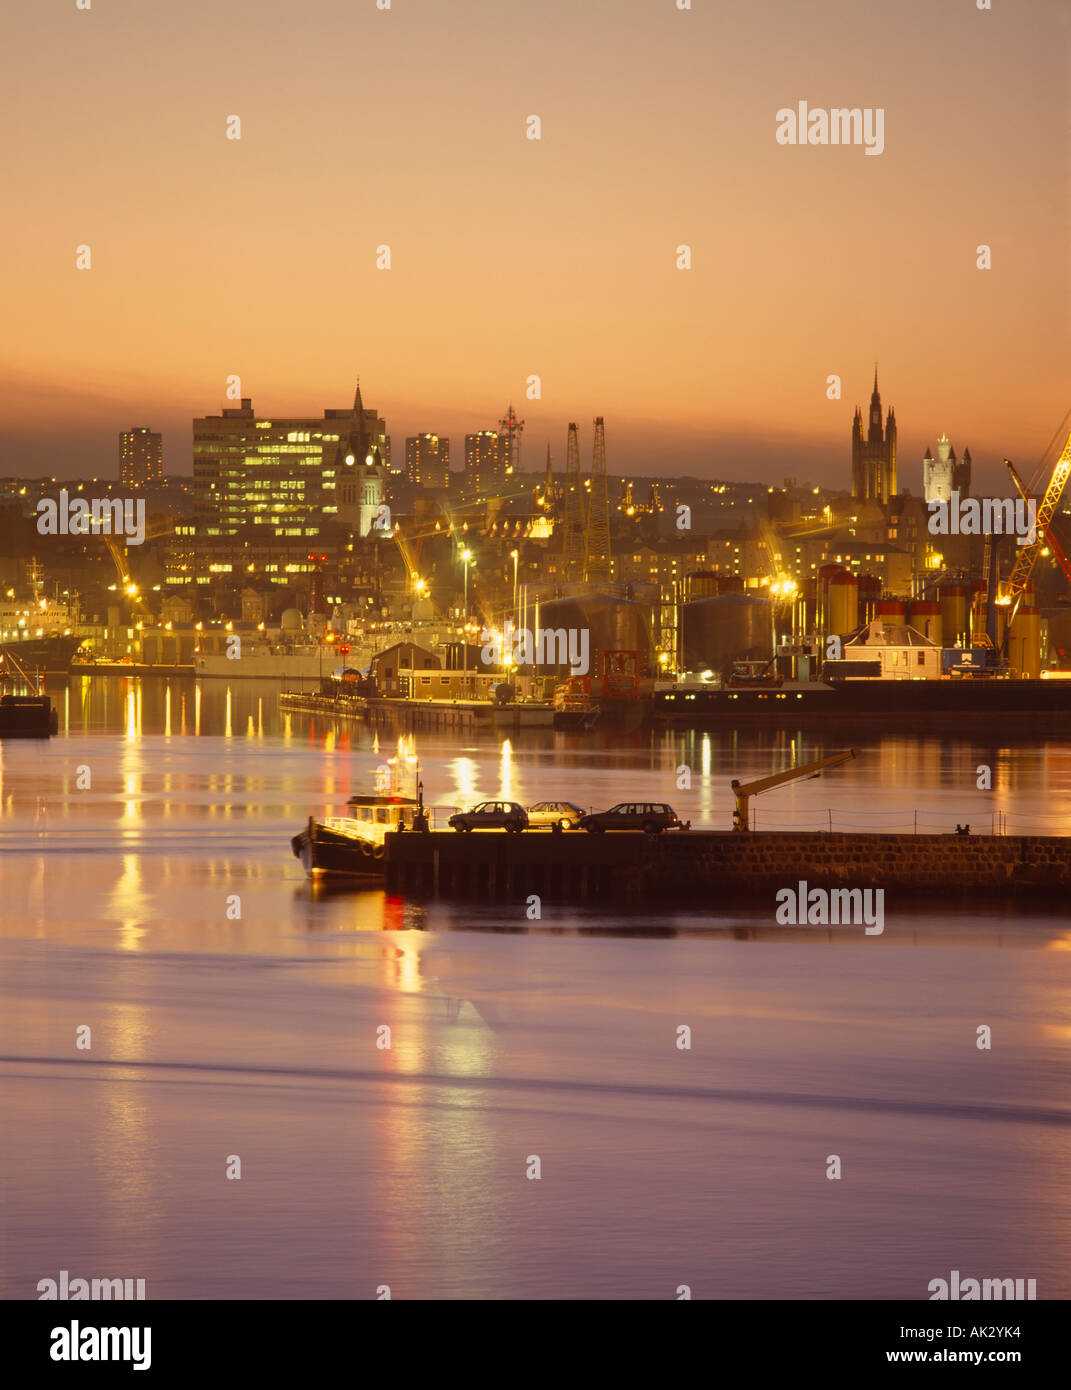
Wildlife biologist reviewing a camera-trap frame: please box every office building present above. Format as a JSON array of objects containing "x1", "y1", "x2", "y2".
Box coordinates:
[{"x1": 192, "y1": 382, "x2": 388, "y2": 537}]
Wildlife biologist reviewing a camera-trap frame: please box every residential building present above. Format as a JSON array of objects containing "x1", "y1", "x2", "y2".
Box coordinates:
[
  {"x1": 465, "y1": 431, "x2": 501, "y2": 494},
  {"x1": 406, "y1": 434, "x2": 450, "y2": 489},
  {"x1": 119, "y1": 428, "x2": 163, "y2": 489}
]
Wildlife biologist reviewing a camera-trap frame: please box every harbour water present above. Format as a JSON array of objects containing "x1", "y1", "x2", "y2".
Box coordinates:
[{"x1": 1, "y1": 676, "x2": 1069, "y2": 1299}]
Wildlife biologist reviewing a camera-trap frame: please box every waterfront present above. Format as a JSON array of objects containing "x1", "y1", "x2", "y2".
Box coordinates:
[{"x1": 2, "y1": 677, "x2": 1070, "y2": 1299}]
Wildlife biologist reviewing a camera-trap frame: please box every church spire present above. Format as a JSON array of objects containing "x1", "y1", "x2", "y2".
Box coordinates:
[
  {"x1": 868, "y1": 365, "x2": 883, "y2": 440},
  {"x1": 338, "y1": 378, "x2": 372, "y2": 468}
]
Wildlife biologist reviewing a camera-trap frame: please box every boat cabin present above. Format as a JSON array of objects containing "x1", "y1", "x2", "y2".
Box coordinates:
[{"x1": 324, "y1": 794, "x2": 421, "y2": 842}]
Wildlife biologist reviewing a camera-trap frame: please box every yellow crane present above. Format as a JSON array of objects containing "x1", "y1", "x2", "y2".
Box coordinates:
[
  {"x1": 1003, "y1": 421, "x2": 1071, "y2": 622},
  {"x1": 730, "y1": 749, "x2": 858, "y2": 831}
]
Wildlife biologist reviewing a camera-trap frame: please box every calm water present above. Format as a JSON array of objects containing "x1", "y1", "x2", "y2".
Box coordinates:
[{"x1": 1, "y1": 676, "x2": 1069, "y2": 1299}]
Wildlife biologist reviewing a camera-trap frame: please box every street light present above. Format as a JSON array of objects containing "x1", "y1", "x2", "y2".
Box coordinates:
[{"x1": 461, "y1": 549, "x2": 472, "y2": 694}]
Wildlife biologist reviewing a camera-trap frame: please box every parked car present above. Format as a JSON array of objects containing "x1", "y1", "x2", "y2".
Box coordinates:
[
  {"x1": 448, "y1": 800, "x2": 528, "y2": 833},
  {"x1": 526, "y1": 800, "x2": 584, "y2": 830},
  {"x1": 578, "y1": 802, "x2": 684, "y2": 834}
]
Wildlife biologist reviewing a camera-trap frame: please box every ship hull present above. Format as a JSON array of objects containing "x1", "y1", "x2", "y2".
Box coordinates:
[
  {"x1": 0, "y1": 695, "x2": 58, "y2": 737},
  {"x1": 654, "y1": 678, "x2": 1071, "y2": 729},
  {"x1": 291, "y1": 821, "x2": 387, "y2": 880},
  {"x1": 0, "y1": 633, "x2": 82, "y2": 674}
]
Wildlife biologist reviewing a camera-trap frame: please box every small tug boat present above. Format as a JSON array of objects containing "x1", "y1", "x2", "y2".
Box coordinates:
[
  {"x1": 0, "y1": 649, "x2": 59, "y2": 737},
  {"x1": 291, "y1": 746, "x2": 427, "y2": 880},
  {"x1": 727, "y1": 657, "x2": 783, "y2": 689}
]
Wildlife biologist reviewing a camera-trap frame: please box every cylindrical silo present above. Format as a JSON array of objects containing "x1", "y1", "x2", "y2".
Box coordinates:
[
  {"x1": 684, "y1": 571, "x2": 718, "y2": 600},
  {"x1": 827, "y1": 572, "x2": 859, "y2": 635},
  {"x1": 875, "y1": 598, "x2": 906, "y2": 628},
  {"x1": 1007, "y1": 604, "x2": 1041, "y2": 678},
  {"x1": 973, "y1": 600, "x2": 1009, "y2": 653},
  {"x1": 681, "y1": 594, "x2": 774, "y2": 677},
  {"x1": 856, "y1": 574, "x2": 883, "y2": 626},
  {"x1": 909, "y1": 600, "x2": 942, "y2": 646},
  {"x1": 939, "y1": 583, "x2": 969, "y2": 647},
  {"x1": 533, "y1": 594, "x2": 655, "y2": 675},
  {"x1": 818, "y1": 564, "x2": 846, "y2": 638}
]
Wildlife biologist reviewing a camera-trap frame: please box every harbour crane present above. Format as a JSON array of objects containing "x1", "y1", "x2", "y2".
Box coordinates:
[
  {"x1": 1002, "y1": 419, "x2": 1071, "y2": 623},
  {"x1": 730, "y1": 748, "x2": 858, "y2": 831},
  {"x1": 1005, "y1": 458, "x2": 1071, "y2": 586}
]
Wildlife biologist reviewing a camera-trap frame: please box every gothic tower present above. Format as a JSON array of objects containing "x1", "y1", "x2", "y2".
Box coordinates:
[
  {"x1": 336, "y1": 380, "x2": 390, "y2": 537},
  {"x1": 851, "y1": 368, "x2": 897, "y2": 504}
]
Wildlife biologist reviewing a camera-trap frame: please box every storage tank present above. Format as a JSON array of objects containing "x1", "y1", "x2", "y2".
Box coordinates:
[
  {"x1": 1007, "y1": 604, "x2": 1041, "y2": 678},
  {"x1": 968, "y1": 581, "x2": 989, "y2": 645},
  {"x1": 972, "y1": 600, "x2": 1010, "y2": 652},
  {"x1": 684, "y1": 571, "x2": 718, "y2": 600},
  {"x1": 818, "y1": 564, "x2": 846, "y2": 636},
  {"x1": 909, "y1": 600, "x2": 942, "y2": 646},
  {"x1": 532, "y1": 593, "x2": 655, "y2": 674},
  {"x1": 856, "y1": 574, "x2": 883, "y2": 626},
  {"x1": 681, "y1": 594, "x2": 774, "y2": 677},
  {"x1": 875, "y1": 598, "x2": 906, "y2": 628},
  {"x1": 939, "y1": 583, "x2": 969, "y2": 647},
  {"x1": 827, "y1": 572, "x2": 859, "y2": 635}
]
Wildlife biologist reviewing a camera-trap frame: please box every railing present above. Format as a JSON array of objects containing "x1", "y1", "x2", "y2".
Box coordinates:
[
  {"x1": 743, "y1": 807, "x2": 1060, "y2": 835},
  {"x1": 327, "y1": 805, "x2": 1064, "y2": 836}
]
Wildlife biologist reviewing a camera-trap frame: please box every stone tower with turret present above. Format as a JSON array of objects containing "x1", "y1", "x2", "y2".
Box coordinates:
[{"x1": 923, "y1": 435, "x2": 972, "y2": 504}]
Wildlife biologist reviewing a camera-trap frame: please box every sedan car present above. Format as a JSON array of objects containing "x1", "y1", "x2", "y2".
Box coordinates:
[
  {"x1": 526, "y1": 800, "x2": 584, "y2": 831},
  {"x1": 448, "y1": 800, "x2": 528, "y2": 833},
  {"x1": 578, "y1": 802, "x2": 684, "y2": 834}
]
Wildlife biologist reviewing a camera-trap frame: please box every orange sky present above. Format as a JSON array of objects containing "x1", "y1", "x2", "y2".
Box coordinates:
[{"x1": 2, "y1": 0, "x2": 1068, "y2": 492}]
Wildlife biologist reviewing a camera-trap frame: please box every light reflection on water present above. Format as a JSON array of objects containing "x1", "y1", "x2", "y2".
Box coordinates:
[{"x1": 1, "y1": 677, "x2": 1070, "y2": 1298}]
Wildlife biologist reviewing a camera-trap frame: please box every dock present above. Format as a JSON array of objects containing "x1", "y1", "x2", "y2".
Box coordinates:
[
  {"x1": 280, "y1": 691, "x2": 554, "y2": 732},
  {"x1": 383, "y1": 829, "x2": 1071, "y2": 903}
]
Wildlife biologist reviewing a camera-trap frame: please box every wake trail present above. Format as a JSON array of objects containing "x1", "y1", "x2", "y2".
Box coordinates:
[{"x1": 1, "y1": 1054, "x2": 1068, "y2": 1127}]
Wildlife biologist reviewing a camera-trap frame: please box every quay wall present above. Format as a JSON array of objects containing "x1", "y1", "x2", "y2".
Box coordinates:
[
  {"x1": 384, "y1": 830, "x2": 1071, "y2": 903},
  {"x1": 280, "y1": 692, "x2": 491, "y2": 730}
]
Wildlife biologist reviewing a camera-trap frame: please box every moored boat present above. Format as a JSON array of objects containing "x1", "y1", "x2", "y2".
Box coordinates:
[
  {"x1": 0, "y1": 647, "x2": 59, "y2": 736},
  {"x1": 291, "y1": 745, "x2": 426, "y2": 880}
]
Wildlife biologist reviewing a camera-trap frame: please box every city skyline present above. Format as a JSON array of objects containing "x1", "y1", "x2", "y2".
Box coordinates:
[
  {"x1": 2, "y1": 0, "x2": 1067, "y2": 488},
  {"x1": 5, "y1": 0, "x2": 1071, "y2": 1333},
  {"x1": 1, "y1": 372, "x2": 1064, "y2": 499}
]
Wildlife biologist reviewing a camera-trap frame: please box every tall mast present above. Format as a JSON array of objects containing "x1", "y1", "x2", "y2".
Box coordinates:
[{"x1": 584, "y1": 416, "x2": 611, "y2": 582}]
